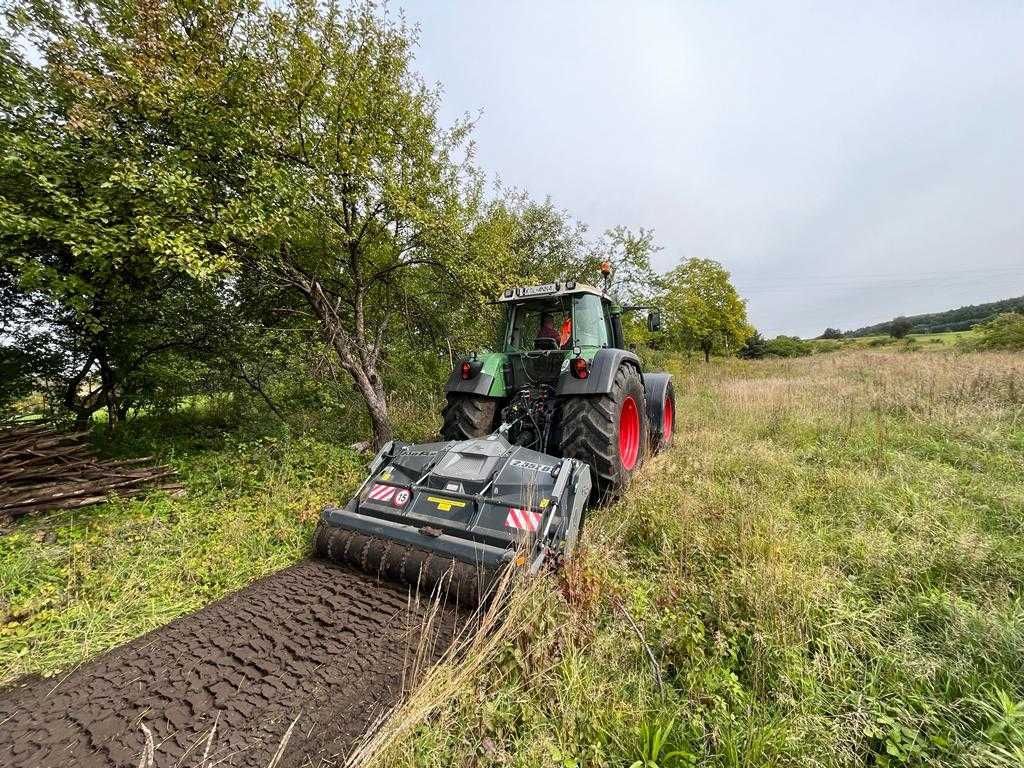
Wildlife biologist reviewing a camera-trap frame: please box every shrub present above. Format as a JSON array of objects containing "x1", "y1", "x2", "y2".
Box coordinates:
[
  {"x1": 964, "y1": 313, "x2": 1024, "y2": 351},
  {"x1": 764, "y1": 336, "x2": 812, "y2": 358},
  {"x1": 738, "y1": 332, "x2": 768, "y2": 359},
  {"x1": 811, "y1": 339, "x2": 844, "y2": 354},
  {"x1": 889, "y1": 317, "x2": 913, "y2": 339}
]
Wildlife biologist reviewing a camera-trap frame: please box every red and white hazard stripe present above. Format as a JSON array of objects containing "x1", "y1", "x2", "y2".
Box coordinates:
[
  {"x1": 505, "y1": 507, "x2": 542, "y2": 532},
  {"x1": 367, "y1": 483, "x2": 396, "y2": 502}
]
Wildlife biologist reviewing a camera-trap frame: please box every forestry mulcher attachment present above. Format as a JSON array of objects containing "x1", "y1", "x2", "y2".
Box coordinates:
[{"x1": 314, "y1": 274, "x2": 675, "y2": 605}]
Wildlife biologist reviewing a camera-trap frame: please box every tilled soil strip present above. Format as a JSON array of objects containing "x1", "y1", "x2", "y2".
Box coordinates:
[{"x1": 0, "y1": 560, "x2": 466, "y2": 767}]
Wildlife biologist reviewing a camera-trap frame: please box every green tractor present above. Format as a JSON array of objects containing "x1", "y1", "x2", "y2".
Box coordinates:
[
  {"x1": 314, "y1": 276, "x2": 674, "y2": 604},
  {"x1": 442, "y1": 279, "x2": 674, "y2": 499}
]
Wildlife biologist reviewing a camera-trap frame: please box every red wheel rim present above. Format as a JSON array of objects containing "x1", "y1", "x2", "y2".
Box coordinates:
[
  {"x1": 619, "y1": 395, "x2": 640, "y2": 471},
  {"x1": 663, "y1": 397, "x2": 674, "y2": 439}
]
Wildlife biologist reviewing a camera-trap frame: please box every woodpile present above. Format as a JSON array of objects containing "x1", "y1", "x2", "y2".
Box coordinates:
[{"x1": 0, "y1": 422, "x2": 182, "y2": 521}]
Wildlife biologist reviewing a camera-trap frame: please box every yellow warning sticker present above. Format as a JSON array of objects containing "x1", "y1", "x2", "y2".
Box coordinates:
[
  {"x1": 539, "y1": 498, "x2": 549, "y2": 509},
  {"x1": 426, "y1": 496, "x2": 466, "y2": 513}
]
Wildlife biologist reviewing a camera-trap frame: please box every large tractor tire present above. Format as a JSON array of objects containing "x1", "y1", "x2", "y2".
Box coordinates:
[
  {"x1": 441, "y1": 394, "x2": 500, "y2": 441},
  {"x1": 559, "y1": 364, "x2": 648, "y2": 502}
]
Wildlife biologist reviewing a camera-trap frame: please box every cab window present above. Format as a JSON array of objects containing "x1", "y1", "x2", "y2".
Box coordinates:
[
  {"x1": 506, "y1": 298, "x2": 572, "y2": 351},
  {"x1": 572, "y1": 294, "x2": 609, "y2": 348}
]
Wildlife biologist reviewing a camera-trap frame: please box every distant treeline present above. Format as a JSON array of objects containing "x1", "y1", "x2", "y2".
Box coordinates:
[{"x1": 846, "y1": 296, "x2": 1024, "y2": 337}]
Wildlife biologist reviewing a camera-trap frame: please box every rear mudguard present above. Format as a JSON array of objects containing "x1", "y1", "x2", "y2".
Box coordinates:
[
  {"x1": 643, "y1": 372, "x2": 674, "y2": 449},
  {"x1": 556, "y1": 348, "x2": 642, "y2": 396},
  {"x1": 445, "y1": 352, "x2": 506, "y2": 397}
]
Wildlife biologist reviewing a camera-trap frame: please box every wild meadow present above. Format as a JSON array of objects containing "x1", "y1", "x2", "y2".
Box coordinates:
[
  {"x1": 365, "y1": 349, "x2": 1024, "y2": 768},
  {"x1": 2, "y1": 348, "x2": 1022, "y2": 767}
]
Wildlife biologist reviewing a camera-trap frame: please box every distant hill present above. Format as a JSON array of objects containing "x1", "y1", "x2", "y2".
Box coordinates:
[{"x1": 846, "y1": 296, "x2": 1024, "y2": 337}]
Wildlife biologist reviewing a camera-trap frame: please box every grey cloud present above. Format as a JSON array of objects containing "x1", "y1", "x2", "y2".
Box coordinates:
[{"x1": 402, "y1": 0, "x2": 1024, "y2": 336}]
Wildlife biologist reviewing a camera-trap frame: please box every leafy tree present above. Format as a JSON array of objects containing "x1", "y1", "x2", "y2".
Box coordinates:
[
  {"x1": 0, "y1": 344, "x2": 37, "y2": 414},
  {"x1": 471, "y1": 195, "x2": 588, "y2": 285},
  {"x1": 589, "y1": 226, "x2": 660, "y2": 304},
  {"x1": 7, "y1": 276, "x2": 234, "y2": 426},
  {"x1": 659, "y1": 258, "x2": 749, "y2": 362},
  {"x1": 889, "y1": 317, "x2": 913, "y2": 339},
  {"x1": 738, "y1": 331, "x2": 768, "y2": 359},
  {"x1": 819, "y1": 328, "x2": 843, "y2": 340},
  {"x1": 1, "y1": 0, "x2": 264, "y2": 425},
  {"x1": 230, "y1": 0, "x2": 489, "y2": 448}
]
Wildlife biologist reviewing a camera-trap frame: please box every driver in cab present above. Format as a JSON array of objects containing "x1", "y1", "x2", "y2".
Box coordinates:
[{"x1": 538, "y1": 313, "x2": 572, "y2": 349}]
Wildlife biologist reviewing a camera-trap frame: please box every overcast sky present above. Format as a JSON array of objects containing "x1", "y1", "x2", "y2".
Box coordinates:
[{"x1": 398, "y1": 0, "x2": 1024, "y2": 336}]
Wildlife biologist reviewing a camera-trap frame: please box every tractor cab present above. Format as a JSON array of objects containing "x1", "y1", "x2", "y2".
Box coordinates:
[
  {"x1": 497, "y1": 282, "x2": 622, "y2": 352},
  {"x1": 495, "y1": 283, "x2": 621, "y2": 391}
]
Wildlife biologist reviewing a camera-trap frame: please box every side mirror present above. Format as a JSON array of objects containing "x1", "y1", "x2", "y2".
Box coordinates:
[{"x1": 647, "y1": 311, "x2": 662, "y2": 333}]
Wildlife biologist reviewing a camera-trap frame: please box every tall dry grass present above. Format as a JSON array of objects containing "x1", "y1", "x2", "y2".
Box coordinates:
[{"x1": 356, "y1": 349, "x2": 1024, "y2": 768}]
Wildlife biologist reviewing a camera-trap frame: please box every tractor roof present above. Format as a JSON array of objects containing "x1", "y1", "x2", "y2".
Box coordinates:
[{"x1": 497, "y1": 281, "x2": 605, "y2": 302}]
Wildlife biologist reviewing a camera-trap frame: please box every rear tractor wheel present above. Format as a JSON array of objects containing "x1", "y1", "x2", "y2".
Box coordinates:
[
  {"x1": 650, "y1": 379, "x2": 676, "y2": 453},
  {"x1": 441, "y1": 394, "x2": 500, "y2": 441},
  {"x1": 559, "y1": 364, "x2": 648, "y2": 502}
]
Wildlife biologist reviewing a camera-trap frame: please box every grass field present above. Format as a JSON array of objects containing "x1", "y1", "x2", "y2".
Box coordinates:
[
  {"x1": 367, "y1": 350, "x2": 1024, "y2": 767},
  {"x1": 0, "y1": 418, "x2": 359, "y2": 683},
  {"x1": 806, "y1": 331, "x2": 975, "y2": 353},
  {"x1": 3, "y1": 349, "x2": 1023, "y2": 767},
  {"x1": 0, "y1": 388, "x2": 450, "y2": 684}
]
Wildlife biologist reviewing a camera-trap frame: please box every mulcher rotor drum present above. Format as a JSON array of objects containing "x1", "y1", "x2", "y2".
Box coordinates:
[
  {"x1": 313, "y1": 434, "x2": 592, "y2": 607},
  {"x1": 313, "y1": 524, "x2": 491, "y2": 606}
]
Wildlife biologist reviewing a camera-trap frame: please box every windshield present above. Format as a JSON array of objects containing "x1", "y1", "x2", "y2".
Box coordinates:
[{"x1": 500, "y1": 293, "x2": 610, "y2": 351}]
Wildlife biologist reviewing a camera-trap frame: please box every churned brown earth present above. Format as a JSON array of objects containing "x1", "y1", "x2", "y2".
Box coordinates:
[{"x1": 0, "y1": 560, "x2": 466, "y2": 767}]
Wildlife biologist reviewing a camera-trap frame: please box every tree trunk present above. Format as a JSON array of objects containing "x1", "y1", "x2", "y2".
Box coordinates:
[
  {"x1": 97, "y1": 352, "x2": 122, "y2": 429},
  {"x1": 288, "y1": 268, "x2": 394, "y2": 450},
  {"x1": 64, "y1": 355, "x2": 104, "y2": 429},
  {"x1": 362, "y1": 383, "x2": 393, "y2": 449}
]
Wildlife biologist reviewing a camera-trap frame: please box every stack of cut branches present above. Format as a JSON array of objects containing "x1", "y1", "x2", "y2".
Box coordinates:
[{"x1": 0, "y1": 422, "x2": 182, "y2": 521}]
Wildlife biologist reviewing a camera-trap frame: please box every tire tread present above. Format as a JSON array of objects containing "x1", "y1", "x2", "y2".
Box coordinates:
[
  {"x1": 440, "y1": 395, "x2": 499, "y2": 441},
  {"x1": 559, "y1": 364, "x2": 647, "y2": 500}
]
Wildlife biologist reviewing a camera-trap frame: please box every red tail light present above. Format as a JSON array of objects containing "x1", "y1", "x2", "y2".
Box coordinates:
[
  {"x1": 571, "y1": 357, "x2": 589, "y2": 379},
  {"x1": 461, "y1": 361, "x2": 472, "y2": 380}
]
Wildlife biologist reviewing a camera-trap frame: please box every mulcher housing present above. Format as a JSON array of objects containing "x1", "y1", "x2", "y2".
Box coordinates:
[{"x1": 315, "y1": 434, "x2": 591, "y2": 604}]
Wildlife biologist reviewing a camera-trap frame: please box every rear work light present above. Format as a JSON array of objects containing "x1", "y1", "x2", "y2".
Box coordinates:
[
  {"x1": 460, "y1": 359, "x2": 483, "y2": 380},
  {"x1": 570, "y1": 356, "x2": 589, "y2": 379}
]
